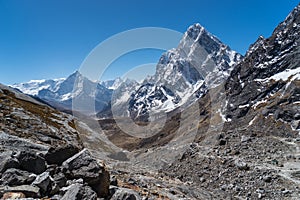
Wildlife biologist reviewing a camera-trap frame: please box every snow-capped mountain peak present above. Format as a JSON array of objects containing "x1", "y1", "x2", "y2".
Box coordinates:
[
  {"x1": 12, "y1": 78, "x2": 65, "y2": 96},
  {"x1": 12, "y1": 71, "x2": 112, "y2": 114},
  {"x1": 123, "y1": 23, "x2": 242, "y2": 120}
]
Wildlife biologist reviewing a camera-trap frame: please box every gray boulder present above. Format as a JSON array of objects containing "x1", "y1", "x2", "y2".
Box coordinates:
[
  {"x1": 62, "y1": 149, "x2": 110, "y2": 197},
  {"x1": 110, "y1": 186, "x2": 141, "y2": 200},
  {"x1": 61, "y1": 183, "x2": 97, "y2": 200},
  {"x1": 32, "y1": 172, "x2": 54, "y2": 194},
  {"x1": 0, "y1": 151, "x2": 19, "y2": 174},
  {"x1": 1, "y1": 168, "x2": 35, "y2": 186},
  {"x1": 16, "y1": 151, "x2": 46, "y2": 174},
  {"x1": 52, "y1": 172, "x2": 67, "y2": 188},
  {"x1": 45, "y1": 144, "x2": 80, "y2": 165}
]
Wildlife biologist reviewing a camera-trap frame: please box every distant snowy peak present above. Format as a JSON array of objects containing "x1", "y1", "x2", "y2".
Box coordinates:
[
  {"x1": 100, "y1": 77, "x2": 138, "y2": 90},
  {"x1": 168, "y1": 23, "x2": 242, "y2": 87},
  {"x1": 12, "y1": 78, "x2": 65, "y2": 96},
  {"x1": 12, "y1": 71, "x2": 113, "y2": 114},
  {"x1": 100, "y1": 79, "x2": 116, "y2": 89}
]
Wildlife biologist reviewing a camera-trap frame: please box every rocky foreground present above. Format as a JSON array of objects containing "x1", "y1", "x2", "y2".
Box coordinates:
[{"x1": 0, "y1": 84, "x2": 149, "y2": 200}]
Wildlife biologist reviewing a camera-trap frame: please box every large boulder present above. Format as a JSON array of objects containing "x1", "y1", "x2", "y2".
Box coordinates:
[
  {"x1": 52, "y1": 172, "x2": 67, "y2": 188},
  {"x1": 45, "y1": 144, "x2": 80, "y2": 165},
  {"x1": 110, "y1": 186, "x2": 142, "y2": 200},
  {"x1": 62, "y1": 149, "x2": 110, "y2": 197},
  {"x1": 16, "y1": 151, "x2": 46, "y2": 174},
  {"x1": 60, "y1": 183, "x2": 97, "y2": 200},
  {"x1": 0, "y1": 151, "x2": 19, "y2": 173},
  {"x1": 32, "y1": 172, "x2": 54, "y2": 195},
  {"x1": 1, "y1": 168, "x2": 35, "y2": 186}
]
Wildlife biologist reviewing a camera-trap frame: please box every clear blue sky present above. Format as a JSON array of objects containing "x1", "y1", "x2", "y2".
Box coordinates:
[{"x1": 0, "y1": 0, "x2": 299, "y2": 84}]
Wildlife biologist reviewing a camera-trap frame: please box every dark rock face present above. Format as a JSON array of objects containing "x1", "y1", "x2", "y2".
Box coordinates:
[
  {"x1": 16, "y1": 151, "x2": 46, "y2": 175},
  {"x1": 62, "y1": 149, "x2": 110, "y2": 197},
  {"x1": 225, "y1": 4, "x2": 300, "y2": 129}
]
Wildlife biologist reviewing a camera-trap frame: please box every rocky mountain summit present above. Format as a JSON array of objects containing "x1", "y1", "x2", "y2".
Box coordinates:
[{"x1": 119, "y1": 23, "x2": 242, "y2": 120}]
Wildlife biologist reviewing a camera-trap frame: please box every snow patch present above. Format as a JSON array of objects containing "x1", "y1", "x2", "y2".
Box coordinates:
[
  {"x1": 61, "y1": 93, "x2": 72, "y2": 101},
  {"x1": 252, "y1": 99, "x2": 268, "y2": 109},
  {"x1": 255, "y1": 67, "x2": 300, "y2": 82},
  {"x1": 238, "y1": 104, "x2": 250, "y2": 109},
  {"x1": 218, "y1": 108, "x2": 231, "y2": 122}
]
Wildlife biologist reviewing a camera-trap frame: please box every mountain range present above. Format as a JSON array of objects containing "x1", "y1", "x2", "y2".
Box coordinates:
[
  {"x1": 3, "y1": 3, "x2": 300, "y2": 199},
  {"x1": 12, "y1": 71, "x2": 115, "y2": 115},
  {"x1": 13, "y1": 23, "x2": 242, "y2": 121}
]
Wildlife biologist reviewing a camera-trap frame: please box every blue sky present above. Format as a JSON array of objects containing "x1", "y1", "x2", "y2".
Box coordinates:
[{"x1": 0, "y1": 0, "x2": 299, "y2": 84}]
